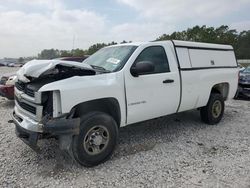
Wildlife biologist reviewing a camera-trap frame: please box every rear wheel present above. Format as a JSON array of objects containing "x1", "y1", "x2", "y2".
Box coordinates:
[
  {"x1": 71, "y1": 112, "x2": 118, "y2": 167},
  {"x1": 200, "y1": 93, "x2": 225, "y2": 125}
]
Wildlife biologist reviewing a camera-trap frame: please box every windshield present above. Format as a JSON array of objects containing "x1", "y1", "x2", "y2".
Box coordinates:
[
  {"x1": 243, "y1": 66, "x2": 250, "y2": 73},
  {"x1": 83, "y1": 45, "x2": 137, "y2": 72}
]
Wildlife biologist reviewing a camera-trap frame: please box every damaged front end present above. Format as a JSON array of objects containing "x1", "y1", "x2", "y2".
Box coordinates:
[
  {"x1": 13, "y1": 111, "x2": 80, "y2": 153},
  {"x1": 12, "y1": 60, "x2": 95, "y2": 152}
]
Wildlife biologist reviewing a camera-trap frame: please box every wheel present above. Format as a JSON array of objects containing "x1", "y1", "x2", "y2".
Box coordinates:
[
  {"x1": 71, "y1": 112, "x2": 119, "y2": 167},
  {"x1": 200, "y1": 93, "x2": 225, "y2": 125}
]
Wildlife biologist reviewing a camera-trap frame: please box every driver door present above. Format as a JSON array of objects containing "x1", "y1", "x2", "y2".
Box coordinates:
[{"x1": 125, "y1": 45, "x2": 180, "y2": 124}]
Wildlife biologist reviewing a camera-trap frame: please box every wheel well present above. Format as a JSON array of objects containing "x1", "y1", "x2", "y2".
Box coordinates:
[
  {"x1": 211, "y1": 83, "x2": 229, "y2": 100},
  {"x1": 73, "y1": 98, "x2": 121, "y2": 127}
]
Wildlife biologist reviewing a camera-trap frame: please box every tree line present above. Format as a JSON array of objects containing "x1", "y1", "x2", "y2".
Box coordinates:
[
  {"x1": 37, "y1": 41, "x2": 130, "y2": 60},
  {"x1": 37, "y1": 25, "x2": 250, "y2": 60}
]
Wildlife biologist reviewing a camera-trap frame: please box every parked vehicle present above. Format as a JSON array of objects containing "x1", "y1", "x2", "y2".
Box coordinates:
[
  {"x1": 14, "y1": 63, "x2": 24, "y2": 67},
  {"x1": 0, "y1": 73, "x2": 16, "y2": 100},
  {"x1": 12, "y1": 40, "x2": 238, "y2": 166},
  {"x1": 7, "y1": 63, "x2": 15, "y2": 67},
  {"x1": 0, "y1": 73, "x2": 11, "y2": 85},
  {"x1": 238, "y1": 64, "x2": 245, "y2": 72},
  {"x1": 235, "y1": 66, "x2": 250, "y2": 98}
]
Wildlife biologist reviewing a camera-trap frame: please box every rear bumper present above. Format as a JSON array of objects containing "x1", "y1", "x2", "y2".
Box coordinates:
[{"x1": 12, "y1": 110, "x2": 80, "y2": 152}]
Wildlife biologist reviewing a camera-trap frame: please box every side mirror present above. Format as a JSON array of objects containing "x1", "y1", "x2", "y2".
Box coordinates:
[{"x1": 130, "y1": 61, "x2": 155, "y2": 77}]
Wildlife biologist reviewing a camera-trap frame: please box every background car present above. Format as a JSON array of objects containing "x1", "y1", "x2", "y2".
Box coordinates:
[
  {"x1": 0, "y1": 73, "x2": 16, "y2": 100},
  {"x1": 239, "y1": 64, "x2": 245, "y2": 72},
  {"x1": 235, "y1": 66, "x2": 250, "y2": 99},
  {"x1": 7, "y1": 63, "x2": 15, "y2": 67}
]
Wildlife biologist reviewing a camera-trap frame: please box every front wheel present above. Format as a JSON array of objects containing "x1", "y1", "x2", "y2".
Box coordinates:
[
  {"x1": 200, "y1": 93, "x2": 225, "y2": 125},
  {"x1": 71, "y1": 112, "x2": 118, "y2": 167}
]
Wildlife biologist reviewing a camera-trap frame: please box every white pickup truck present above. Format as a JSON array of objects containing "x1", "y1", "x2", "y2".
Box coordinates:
[{"x1": 12, "y1": 40, "x2": 238, "y2": 166}]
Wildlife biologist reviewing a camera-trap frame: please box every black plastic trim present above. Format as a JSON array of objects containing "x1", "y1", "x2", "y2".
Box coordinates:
[
  {"x1": 14, "y1": 112, "x2": 80, "y2": 152},
  {"x1": 15, "y1": 122, "x2": 40, "y2": 152},
  {"x1": 181, "y1": 66, "x2": 238, "y2": 71},
  {"x1": 44, "y1": 118, "x2": 80, "y2": 135},
  {"x1": 174, "y1": 45, "x2": 234, "y2": 51},
  {"x1": 170, "y1": 40, "x2": 182, "y2": 113}
]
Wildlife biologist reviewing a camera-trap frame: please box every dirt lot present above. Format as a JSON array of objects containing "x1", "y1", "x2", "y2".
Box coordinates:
[{"x1": 0, "y1": 67, "x2": 250, "y2": 188}]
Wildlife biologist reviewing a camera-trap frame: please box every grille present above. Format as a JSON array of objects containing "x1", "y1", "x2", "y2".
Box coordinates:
[
  {"x1": 26, "y1": 88, "x2": 35, "y2": 97},
  {"x1": 15, "y1": 81, "x2": 35, "y2": 97},
  {"x1": 15, "y1": 81, "x2": 25, "y2": 91},
  {"x1": 15, "y1": 96, "x2": 36, "y2": 115}
]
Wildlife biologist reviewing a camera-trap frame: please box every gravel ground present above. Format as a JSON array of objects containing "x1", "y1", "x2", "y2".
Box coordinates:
[{"x1": 0, "y1": 67, "x2": 250, "y2": 187}]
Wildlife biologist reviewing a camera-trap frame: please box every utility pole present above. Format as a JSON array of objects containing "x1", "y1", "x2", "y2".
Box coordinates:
[{"x1": 72, "y1": 35, "x2": 75, "y2": 56}]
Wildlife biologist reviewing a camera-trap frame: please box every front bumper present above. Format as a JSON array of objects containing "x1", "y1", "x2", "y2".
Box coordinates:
[{"x1": 12, "y1": 110, "x2": 80, "y2": 152}]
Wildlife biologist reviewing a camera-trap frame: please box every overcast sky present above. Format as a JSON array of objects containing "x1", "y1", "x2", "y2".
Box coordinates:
[{"x1": 0, "y1": 0, "x2": 250, "y2": 58}]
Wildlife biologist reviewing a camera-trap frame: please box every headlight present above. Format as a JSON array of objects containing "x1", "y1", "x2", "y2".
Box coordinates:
[{"x1": 42, "y1": 92, "x2": 53, "y2": 117}]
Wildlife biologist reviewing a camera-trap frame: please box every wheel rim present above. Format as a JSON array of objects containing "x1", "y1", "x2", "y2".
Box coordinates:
[
  {"x1": 212, "y1": 100, "x2": 222, "y2": 118},
  {"x1": 83, "y1": 125, "x2": 110, "y2": 155}
]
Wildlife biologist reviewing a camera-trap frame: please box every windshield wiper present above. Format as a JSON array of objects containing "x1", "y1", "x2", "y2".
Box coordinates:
[{"x1": 90, "y1": 65, "x2": 111, "y2": 73}]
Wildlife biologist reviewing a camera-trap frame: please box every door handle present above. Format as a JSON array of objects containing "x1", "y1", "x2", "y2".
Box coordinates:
[{"x1": 163, "y1": 79, "x2": 174, "y2": 84}]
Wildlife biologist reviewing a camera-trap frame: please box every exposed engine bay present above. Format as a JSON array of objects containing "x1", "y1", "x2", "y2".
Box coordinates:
[
  {"x1": 19, "y1": 64, "x2": 96, "y2": 92},
  {"x1": 15, "y1": 60, "x2": 97, "y2": 122}
]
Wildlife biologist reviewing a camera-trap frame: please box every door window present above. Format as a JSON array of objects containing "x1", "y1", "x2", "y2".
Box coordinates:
[{"x1": 133, "y1": 46, "x2": 170, "y2": 74}]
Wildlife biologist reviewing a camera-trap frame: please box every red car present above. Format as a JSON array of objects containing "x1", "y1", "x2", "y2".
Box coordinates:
[
  {"x1": 0, "y1": 72, "x2": 16, "y2": 100},
  {"x1": 0, "y1": 85, "x2": 14, "y2": 100}
]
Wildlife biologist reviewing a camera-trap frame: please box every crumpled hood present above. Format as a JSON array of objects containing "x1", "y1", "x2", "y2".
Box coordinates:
[{"x1": 16, "y1": 59, "x2": 94, "y2": 83}]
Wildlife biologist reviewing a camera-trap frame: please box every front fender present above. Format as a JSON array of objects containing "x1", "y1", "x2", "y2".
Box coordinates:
[{"x1": 39, "y1": 72, "x2": 127, "y2": 126}]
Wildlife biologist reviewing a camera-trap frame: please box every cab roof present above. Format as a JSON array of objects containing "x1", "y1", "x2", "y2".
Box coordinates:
[{"x1": 110, "y1": 40, "x2": 233, "y2": 50}]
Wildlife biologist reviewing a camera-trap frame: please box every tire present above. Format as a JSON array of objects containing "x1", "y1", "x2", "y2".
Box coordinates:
[
  {"x1": 200, "y1": 93, "x2": 225, "y2": 125},
  {"x1": 71, "y1": 112, "x2": 119, "y2": 167}
]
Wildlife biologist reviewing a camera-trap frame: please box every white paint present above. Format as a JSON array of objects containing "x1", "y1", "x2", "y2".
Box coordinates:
[
  {"x1": 188, "y1": 49, "x2": 236, "y2": 67},
  {"x1": 123, "y1": 41, "x2": 181, "y2": 124},
  {"x1": 176, "y1": 48, "x2": 192, "y2": 68}
]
